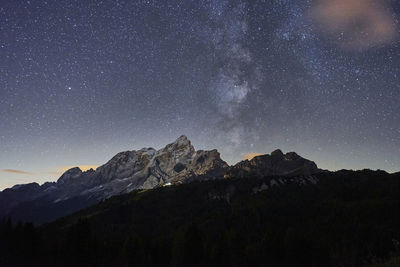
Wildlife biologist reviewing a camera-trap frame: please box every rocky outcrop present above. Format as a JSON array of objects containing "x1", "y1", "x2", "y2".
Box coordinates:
[{"x1": 226, "y1": 149, "x2": 323, "y2": 178}]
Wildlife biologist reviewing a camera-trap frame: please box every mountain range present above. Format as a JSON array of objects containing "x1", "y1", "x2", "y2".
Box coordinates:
[
  {"x1": 1, "y1": 136, "x2": 399, "y2": 266},
  {"x1": 0, "y1": 135, "x2": 323, "y2": 224}
]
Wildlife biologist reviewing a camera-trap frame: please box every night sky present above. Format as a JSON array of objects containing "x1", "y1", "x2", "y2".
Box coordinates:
[{"x1": 1, "y1": 0, "x2": 399, "y2": 189}]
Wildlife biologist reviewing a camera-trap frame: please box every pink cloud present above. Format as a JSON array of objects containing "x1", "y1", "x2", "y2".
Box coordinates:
[{"x1": 310, "y1": 0, "x2": 398, "y2": 51}]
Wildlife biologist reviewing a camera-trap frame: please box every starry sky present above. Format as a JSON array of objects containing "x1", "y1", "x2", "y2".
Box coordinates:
[{"x1": 1, "y1": 0, "x2": 399, "y2": 190}]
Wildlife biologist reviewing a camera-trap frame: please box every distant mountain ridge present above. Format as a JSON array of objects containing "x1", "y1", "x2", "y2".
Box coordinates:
[
  {"x1": 226, "y1": 149, "x2": 323, "y2": 178},
  {"x1": 0, "y1": 135, "x2": 323, "y2": 224}
]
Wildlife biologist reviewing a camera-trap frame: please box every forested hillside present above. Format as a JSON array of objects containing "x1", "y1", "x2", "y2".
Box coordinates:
[{"x1": 1, "y1": 170, "x2": 399, "y2": 266}]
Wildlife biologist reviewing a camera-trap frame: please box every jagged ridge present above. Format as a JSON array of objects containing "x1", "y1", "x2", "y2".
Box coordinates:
[
  {"x1": 0, "y1": 135, "x2": 228, "y2": 224},
  {"x1": 0, "y1": 136, "x2": 324, "y2": 225}
]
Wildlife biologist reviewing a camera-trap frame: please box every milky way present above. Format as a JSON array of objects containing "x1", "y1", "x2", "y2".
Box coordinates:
[{"x1": 0, "y1": 0, "x2": 399, "y2": 189}]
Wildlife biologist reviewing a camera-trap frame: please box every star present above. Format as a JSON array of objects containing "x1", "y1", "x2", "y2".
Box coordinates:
[{"x1": 0, "y1": 0, "x2": 398, "y2": 190}]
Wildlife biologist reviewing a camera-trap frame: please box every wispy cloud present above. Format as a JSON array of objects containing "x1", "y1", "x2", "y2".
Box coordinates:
[
  {"x1": 242, "y1": 153, "x2": 264, "y2": 161},
  {"x1": 1, "y1": 169, "x2": 34, "y2": 175}
]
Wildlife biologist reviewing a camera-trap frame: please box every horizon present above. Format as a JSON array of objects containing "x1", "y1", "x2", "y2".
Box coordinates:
[{"x1": 1, "y1": 134, "x2": 399, "y2": 191}]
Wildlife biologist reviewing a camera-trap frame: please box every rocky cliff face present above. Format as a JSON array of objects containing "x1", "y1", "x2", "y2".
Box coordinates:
[
  {"x1": 0, "y1": 136, "x2": 228, "y2": 223},
  {"x1": 94, "y1": 135, "x2": 227, "y2": 190},
  {"x1": 75, "y1": 135, "x2": 228, "y2": 197},
  {"x1": 226, "y1": 149, "x2": 322, "y2": 178}
]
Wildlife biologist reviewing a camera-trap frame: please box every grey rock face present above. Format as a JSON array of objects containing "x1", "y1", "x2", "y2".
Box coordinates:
[
  {"x1": 226, "y1": 149, "x2": 322, "y2": 178},
  {"x1": 0, "y1": 136, "x2": 228, "y2": 221},
  {"x1": 90, "y1": 135, "x2": 228, "y2": 192}
]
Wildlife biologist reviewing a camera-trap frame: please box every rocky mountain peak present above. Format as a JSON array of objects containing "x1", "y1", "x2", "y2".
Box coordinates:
[
  {"x1": 65, "y1": 167, "x2": 82, "y2": 174},
  {"x1": 271, "y1": 149, "x2": 284, "y2": 158},
  {"x1": 226, "y1": 149, "x2": 322, "y2": 178},
  {"x1": 175, "y1": 134, "x2": 190, "y2": 144},
  {"x1": 271, "y1": 148, "x2": 284, "y2": 156},
  {"x1": 57, "y1": 167, "x2": 83, "y2": 185},
  {"x1": 162, "y1": 135, "x2": 194, "y2": 154},
  {"x1": 50, "y1": 136, "x2": 229, "y2": 195},
  {"x1": 141, "y1": 136, "x2": 225, "y2": 188}
]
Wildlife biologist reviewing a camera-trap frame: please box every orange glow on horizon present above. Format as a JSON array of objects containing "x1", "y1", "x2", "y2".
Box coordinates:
[
  {"x1": 55, "y1": 165, "x2": 99, "y2": 175},
  {"x1": 242, "y1": 153, "x2": 264, "y2": 161}
]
